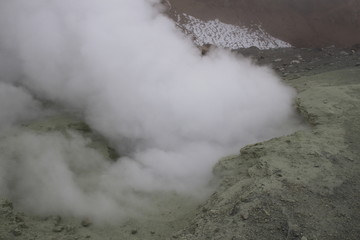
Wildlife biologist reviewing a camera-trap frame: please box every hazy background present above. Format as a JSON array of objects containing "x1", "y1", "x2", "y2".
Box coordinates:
[{"x1": 0, "y1": 0, "x2": 300, "y2": 222}]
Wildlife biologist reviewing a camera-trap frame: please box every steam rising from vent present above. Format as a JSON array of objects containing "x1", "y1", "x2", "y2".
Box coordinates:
[{"x1": 0, "y1": 0, "x2": 299, "y2": 222}]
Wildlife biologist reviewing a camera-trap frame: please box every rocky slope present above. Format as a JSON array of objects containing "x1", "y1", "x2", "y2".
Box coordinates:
[{"x1": 172, "y1": 52, "x2": 360, "y2": 239}]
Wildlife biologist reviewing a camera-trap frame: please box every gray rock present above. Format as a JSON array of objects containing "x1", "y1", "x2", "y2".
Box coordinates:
[
  {"x1": 52, "y1": 225, "x2": 64, "y2": 233},
  {"x1": 291, "y1": 59, "x2": 301, "y2": 64},
  {"x1": 81, "y1": 219, "x2": 92, "y2": 228},
  {"x1": 11, "y1": 228, "x2": 22, "y2": 236}
]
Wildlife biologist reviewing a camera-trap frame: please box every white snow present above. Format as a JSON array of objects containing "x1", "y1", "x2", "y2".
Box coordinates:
[{"x1": 177, "y1": 14, "x2": 291, "y2": 50}]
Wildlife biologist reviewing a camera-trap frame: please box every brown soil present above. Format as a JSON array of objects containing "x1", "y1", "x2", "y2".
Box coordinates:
[{"x1": 167, "y1": 0, "x2": 360, "y2": 48}]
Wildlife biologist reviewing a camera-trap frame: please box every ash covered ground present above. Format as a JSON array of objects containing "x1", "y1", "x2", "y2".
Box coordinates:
[{"x1": 1, "y1": 46, "x2": 360, "y2": 240}]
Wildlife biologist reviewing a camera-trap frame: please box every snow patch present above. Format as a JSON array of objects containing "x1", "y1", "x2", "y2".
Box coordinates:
[{"x1": 178, "y1": 14, "x2": 291, "y2": 50}]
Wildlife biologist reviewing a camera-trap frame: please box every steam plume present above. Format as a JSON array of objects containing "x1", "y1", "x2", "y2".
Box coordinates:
[{"x1": 0, "y1": 0, "x2": 299, "y2": 222}]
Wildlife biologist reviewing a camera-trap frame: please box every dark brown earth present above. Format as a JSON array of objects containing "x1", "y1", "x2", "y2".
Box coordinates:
[
  {"x1": 167, "y1": 0, "x2": 360, "y2": 48},
  {"x1": 237, "y1": 45, "x2": 360, "y2": 78}
]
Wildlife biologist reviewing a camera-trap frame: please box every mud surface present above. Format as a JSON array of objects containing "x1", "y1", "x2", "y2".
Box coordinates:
[{"x1": 1, "y1": 47, "x2": 360, "y2": 240}]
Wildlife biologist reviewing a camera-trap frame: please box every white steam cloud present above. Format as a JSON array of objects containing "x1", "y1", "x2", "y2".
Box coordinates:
[{"x1": 0, "y1": 0, "x2": 299, "y2": 222}]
